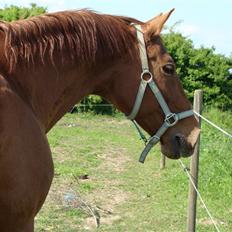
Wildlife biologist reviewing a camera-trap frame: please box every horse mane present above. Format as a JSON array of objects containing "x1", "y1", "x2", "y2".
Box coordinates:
[{"x1": 0, "y1": 10, "x2": 143, "y2": 72}]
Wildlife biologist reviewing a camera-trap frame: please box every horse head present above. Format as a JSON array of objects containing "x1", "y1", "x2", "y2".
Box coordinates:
[
  {"x1": 104, "y1": 9, "x2": 200, "y2": 161},
  {"x1": 132, "y1": 9, "x2": 200, "y2": 160}
]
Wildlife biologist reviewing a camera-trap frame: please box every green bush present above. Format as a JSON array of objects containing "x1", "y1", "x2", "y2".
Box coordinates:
[
  {"x1": 72, "y1": 95, "x2": 117, "y2": 115},
  {"x1": 163, "y1": 32, "x2": 232, "y2": 110},
  {"x1": 0, "y1": 3, "x2": 47, "y2": 21}
]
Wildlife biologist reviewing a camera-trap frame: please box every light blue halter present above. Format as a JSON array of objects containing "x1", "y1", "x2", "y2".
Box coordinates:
[{"x1": 127, "y1": 25, "x2": 194, "y2": 163}]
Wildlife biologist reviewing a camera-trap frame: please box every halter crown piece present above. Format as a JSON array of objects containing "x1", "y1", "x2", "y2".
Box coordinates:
[{"x1": 127, "y1": 25, "x2": 194, "y2": 163}]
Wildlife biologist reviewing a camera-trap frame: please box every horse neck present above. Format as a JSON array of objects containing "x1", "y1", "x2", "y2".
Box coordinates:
[{"x1": 7, "y1": 56, "x2": 140, "y2": 133}]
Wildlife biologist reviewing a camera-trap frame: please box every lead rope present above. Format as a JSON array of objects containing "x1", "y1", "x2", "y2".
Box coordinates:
[{"x1": 131, "y1": 120, "x2": 148, "y2": 144}]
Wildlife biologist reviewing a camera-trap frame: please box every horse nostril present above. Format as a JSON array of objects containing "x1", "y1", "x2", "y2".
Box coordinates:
[
  {"x1": 174, "y1": 133, "x2": 193, "y2": 157},
  {"x1": 175, "y1": 133, "x2": 187, "y2": 150},
  {"x1": 175, "y1": 134, "x2": 182, "y2": 147}
]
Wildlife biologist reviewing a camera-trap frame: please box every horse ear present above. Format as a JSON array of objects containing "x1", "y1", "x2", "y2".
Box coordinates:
[{"x1": 144, "y1": 9, "x2": 175, "y2": 36}]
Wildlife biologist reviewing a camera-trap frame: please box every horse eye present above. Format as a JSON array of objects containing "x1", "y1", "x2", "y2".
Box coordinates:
[{"x1": 161, "y1": 63, "x2": 175, "y2": 76}]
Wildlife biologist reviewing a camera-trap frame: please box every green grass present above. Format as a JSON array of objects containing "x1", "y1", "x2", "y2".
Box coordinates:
[{"x1": 35, "y1": 108, "x2": 232, "y2": 232}]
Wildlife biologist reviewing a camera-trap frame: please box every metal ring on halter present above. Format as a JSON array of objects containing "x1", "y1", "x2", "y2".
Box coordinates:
[
  {"x1": 140, "y1": 70, "x2": 153, "y2": 83},
  {"x1": 165, "y1": 113, "x2": 178, "y2": 127}
]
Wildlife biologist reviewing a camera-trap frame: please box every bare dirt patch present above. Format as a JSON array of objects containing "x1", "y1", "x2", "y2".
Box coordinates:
[
  {"x1": 198, "y1": 218, "x2": 226, "y2": 227},
  {"x1": 98, "y1": 149, "x2": 131, "y2": 173},
  {"x1": 82, "y1": 184, "x2": 129, "y2": 230},
  {"x1": 84, "y1": 215, "x2": 121, "y2": 230},
  {"x1": 41, "y1": 139, "x2": 133, "y2": 230},
  {"x1": 81, "y1": 147, "x2": 132, "y2": 230}
]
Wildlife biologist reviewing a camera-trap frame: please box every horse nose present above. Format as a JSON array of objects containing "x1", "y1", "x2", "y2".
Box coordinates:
[{"x1": 174, "y1": 133, "x2": 194, "y2": 157}]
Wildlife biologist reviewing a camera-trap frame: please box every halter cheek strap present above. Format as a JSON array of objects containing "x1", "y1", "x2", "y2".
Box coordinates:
[{"x1": 127, "y1": 25, "x2": 194, "y2": 163}]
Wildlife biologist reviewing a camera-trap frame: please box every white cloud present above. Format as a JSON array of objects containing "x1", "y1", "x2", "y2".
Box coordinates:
[
  {"x1": 174, "y1": 23, "x2": 231, "y2": 56},
  {"x1": 177, "y1": 23, "x2": 200, "y2": 36}
]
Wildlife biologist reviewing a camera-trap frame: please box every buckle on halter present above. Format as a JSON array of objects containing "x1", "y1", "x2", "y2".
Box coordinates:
[
  {"x1": 141, "y1": 70, "x2": 153, "y2": 83},
  {"x1": 165, "y1": 113, "x2": 178, "y2": 127}
]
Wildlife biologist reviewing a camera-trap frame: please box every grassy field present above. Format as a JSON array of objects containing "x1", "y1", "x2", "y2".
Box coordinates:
[{"x1": 35, "y1": 108, "x2": 232, "y2": 232}]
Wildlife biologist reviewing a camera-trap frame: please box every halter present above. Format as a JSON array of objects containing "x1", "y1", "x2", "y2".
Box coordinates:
[{"x1": 127, "y1": 25, "x2": 194, "y2": 163}]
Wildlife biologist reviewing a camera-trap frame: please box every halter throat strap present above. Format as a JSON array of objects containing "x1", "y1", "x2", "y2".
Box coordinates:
[{"x1": 127, "y1": 24, "x2": 194, "y2": 163}]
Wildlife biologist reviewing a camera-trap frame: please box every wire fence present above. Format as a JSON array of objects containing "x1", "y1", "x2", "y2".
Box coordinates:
[{"x1": 72, "y1": 96, "x2": 232, "y2": 231}]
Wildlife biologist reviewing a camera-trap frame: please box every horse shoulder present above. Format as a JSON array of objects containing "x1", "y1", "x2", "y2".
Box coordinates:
[{"x1": 0, "y1": 74, "x2": 53, "y2": 232}]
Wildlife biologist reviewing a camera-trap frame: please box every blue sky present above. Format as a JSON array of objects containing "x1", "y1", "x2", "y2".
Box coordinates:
[{"x1": 0, "y1": 0, "x2": 231, "y2": 57}]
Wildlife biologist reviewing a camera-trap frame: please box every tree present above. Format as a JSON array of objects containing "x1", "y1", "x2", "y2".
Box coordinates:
[
  {"x1": 163, "y1": 32, "x2": 232, "y2": 110},
  {"x1": 0, "y1": 3, "x2": 47, "y2": 22}
]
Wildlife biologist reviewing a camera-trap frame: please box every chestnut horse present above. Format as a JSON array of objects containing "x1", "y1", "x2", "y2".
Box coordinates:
[{"x1": 0, "y1": 9, "x2": 199, "y2": 231}]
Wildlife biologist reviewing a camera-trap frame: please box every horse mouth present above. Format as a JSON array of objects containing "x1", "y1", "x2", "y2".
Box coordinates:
[
  {"x1": 161, "y1": 133, "x2": 195, "y2": 159},
  {"x1": 161, "y1": 147, "x2": 193, "y2": 160},
  {"x1": 161, "y1": 148, "x2": 181, "y2": 159}
]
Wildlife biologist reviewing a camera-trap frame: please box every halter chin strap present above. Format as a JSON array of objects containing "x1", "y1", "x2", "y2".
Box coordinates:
[{"x1": 127, "y1": 25, "x2": 194, "y2": 163}]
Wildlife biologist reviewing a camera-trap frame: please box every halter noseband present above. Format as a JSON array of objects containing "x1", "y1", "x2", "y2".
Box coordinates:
[{"x1": 127, "y1": 25, "x2": 194, "y2": 163}]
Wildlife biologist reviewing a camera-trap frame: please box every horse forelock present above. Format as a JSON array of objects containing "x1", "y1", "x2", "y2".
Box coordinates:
[{"x1": 0, "y1": 10, "x2": 142, "y2": 73}]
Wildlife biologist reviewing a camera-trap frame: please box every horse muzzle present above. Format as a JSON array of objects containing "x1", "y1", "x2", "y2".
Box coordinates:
[
  {"x1": 161, "y1": 127, "x2": 200, "y2": 159},
  {"x1": 173, "y1": 133, "x2": 194, "y2": 158}
]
